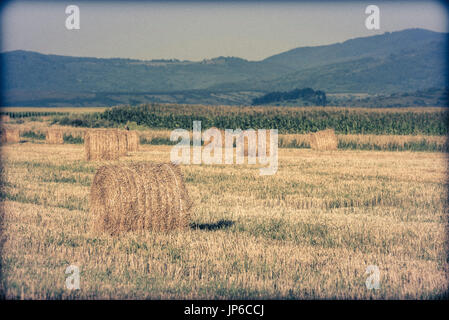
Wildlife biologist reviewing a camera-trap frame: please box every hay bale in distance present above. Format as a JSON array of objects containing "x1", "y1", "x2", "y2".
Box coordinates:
[
  {"x1": 84, "y1": 129, "x2": 140, "y2": 161},
  {"x1": 46, "y1": 129, "x2": 64, "y2": 144},
  {"x1": 0, "y1": 128, "x2": 20, "y2": 144},
  {"x1": 116, "y1": 130, "x2": 128, "y2": 156},
  {"x1": 89, "y1": 162, "x2": 192, "y2": 235},
  {"x1": 309, "y1": 129, "x2": 338, "y2": 150},
  {"x1": 203, "y1": 128, "x2": 273, "y2": 159},
  {"x1": 84, "y1": 129, "x2": 120, "y2": 161},
  {"x1": 126, "y1": 130, "x2": 139, "y2": 152}
]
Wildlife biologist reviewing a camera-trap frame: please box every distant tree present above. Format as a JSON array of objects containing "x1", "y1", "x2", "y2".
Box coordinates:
[{"x1": 252, "y1": 88, "x2": 327, "y2": 106}]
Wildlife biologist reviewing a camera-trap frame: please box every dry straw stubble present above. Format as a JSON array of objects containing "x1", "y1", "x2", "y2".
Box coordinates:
[
  {"x1": 89, "y1": 162, "x2": 192, "y2": 235},
  {"x1": 309, "y1": 129, "x2": 338, "y2": 150}
]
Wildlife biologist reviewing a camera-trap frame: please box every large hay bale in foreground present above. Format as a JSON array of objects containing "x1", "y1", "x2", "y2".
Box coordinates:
[
  {"x1": 126, "y1": 131, "x2": 139, "y2": 152},
  {"x1": 84, "y1": 129, "x2": 120, "y2": 161},
  {"x1": 46, "y1": 129, "x2": 64, "y2": 144},
  {"x1": 89, "y1": 162, "x2": 192, "y2": 235},
  {"x1": 309, "y1": 129, "x2": 338, "y2": 150},
  {"x1": 0, "y1": 128, "x2": 20, "y2": 144}
]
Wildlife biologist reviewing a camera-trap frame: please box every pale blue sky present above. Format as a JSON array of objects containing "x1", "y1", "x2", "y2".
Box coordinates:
[{"x1": 1, "y1": 1, "x2": 447, "y2": 61}]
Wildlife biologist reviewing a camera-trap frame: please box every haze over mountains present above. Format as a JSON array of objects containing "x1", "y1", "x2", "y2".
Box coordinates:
[{"x1": 1, "y1": 28, "x2": 447, "y2": 107}]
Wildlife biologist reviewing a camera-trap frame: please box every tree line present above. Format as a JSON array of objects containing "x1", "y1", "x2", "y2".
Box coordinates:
[{"x1": 251, "y1": 88, "x2": 327, "y2": 106}]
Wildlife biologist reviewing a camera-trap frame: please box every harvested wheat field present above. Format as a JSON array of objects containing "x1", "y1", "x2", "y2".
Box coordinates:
[{"x1": 0, "y1": 141, "x2": 447, "y2": 299}]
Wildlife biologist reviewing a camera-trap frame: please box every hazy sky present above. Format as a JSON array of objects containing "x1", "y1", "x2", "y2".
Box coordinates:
[{"x1": 1, "y1": 1, "x2": 447, "y2": 61}]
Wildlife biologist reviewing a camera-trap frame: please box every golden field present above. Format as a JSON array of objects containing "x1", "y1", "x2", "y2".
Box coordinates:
[
  {"x1": 2, "y1": 120, "x2": 448, "y2": 152},
  {"x1": 0, "y1": 140, "x2": 448, "y2": 299}
]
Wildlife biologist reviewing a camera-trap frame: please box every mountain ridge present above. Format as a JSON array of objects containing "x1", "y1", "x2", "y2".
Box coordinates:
[
  {"x1": 1, "y1": 28, "x2": 447, "y2": 106},
  {"x1": 5, "y1": 28, "x2": 445, "y2": 63}
]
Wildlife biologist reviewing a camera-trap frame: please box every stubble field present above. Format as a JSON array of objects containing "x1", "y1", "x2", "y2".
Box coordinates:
[{"x1": 0, "y1": 141, "x2": 447, "y2": 299}]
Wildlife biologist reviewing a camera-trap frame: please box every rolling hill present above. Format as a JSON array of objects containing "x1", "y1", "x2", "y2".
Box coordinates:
[{"x1": 1, "y1": 28, "x2": 447, "y2": 106}]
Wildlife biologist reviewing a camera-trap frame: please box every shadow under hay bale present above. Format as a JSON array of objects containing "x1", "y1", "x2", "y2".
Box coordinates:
[
  {"x1": 46, "y1": 129, "x2": 64, "y2": 144},
  {"x1": 309, "y1": 129, "x2": 338, "y2": 151},
  {"x1": 89, "y1": 162, "x2": 192, "y2": 235},
  {"x1": 0, "y1": 128, "x2": 20, "y2": 144}
]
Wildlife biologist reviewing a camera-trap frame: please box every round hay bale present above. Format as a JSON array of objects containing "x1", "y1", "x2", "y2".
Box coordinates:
[
  {"x1": 89, "y1": 162, "x2": 192, "y2": 235},
  {"x1": 84, "y1": 129, "x2": 120, "y2": 161},
  {"x1": 116, "y1": 130, "x2": 128, "y2": 156},
  {"x1": 126, "y1": 131, "x2": 139, "y2": 152},
  {"x1": 0, "y1": 128, "x2": 20, "y2": 144},
  {"x1": 309, "y1": 129, "x2": 338, "y2": 150},
  {"x1": 46, "y1": 129, "x2": 64, "y2": 144},
  {"x1": 1, "y1": 115, "x2": 11, "y2": 123}
]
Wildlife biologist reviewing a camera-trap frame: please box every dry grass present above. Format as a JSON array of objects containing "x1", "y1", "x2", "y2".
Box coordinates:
[
  {"x1": 0, "y1": 142, "x2": 447, "y2": 299},
  {"x1": 139, "y1": 129, "x2": 179, "y2": 144},
  {"x1": 90, "y1": 162, "x2": 191, "y2": 235},
  {"x1": 3, "y1": 122, "x2": 87, "y2": 141},
  {"x1": 337, "y1": 134, "x2": 448, "y2": 151},
  {"x1": 309, "y1": 129, "x2": 338, "y2": 150},
  {"x1": 278, "y1": 133, "x2": 310, "y2": 148},
  {"x1": 46, "y1": 129, "x2": 64, "y2": 144}
]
